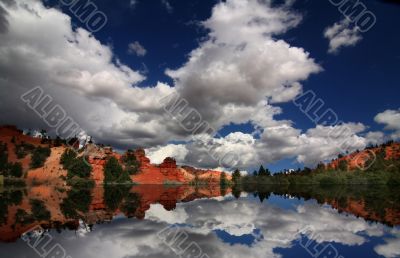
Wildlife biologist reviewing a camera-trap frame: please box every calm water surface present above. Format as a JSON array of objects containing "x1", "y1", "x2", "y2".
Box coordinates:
[{"x1": 0, "y1": 185, "x2": 399, "y2": 258}]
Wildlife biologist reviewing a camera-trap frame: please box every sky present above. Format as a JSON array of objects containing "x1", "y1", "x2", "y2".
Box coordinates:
[{"x1": 0, "y1": 0, "x2": 399, "y2": 173}]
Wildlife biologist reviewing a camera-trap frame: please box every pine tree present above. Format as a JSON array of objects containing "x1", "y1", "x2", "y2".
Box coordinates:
[
  {"x1": 60, "y1": 149, "x2": 77, "y2": 169},
  {"x1": 104, "y1": 157, "x2": 131, "y2": 183},
  {"x1": 258, "y1": 165, "x2": 266, "y2": 176},
  {"x1": 220, "y1": 172, "x2": 228, "y2": 187},
  {"x1": 258, "y1": 165, "x2": 271, "y2": 177}
]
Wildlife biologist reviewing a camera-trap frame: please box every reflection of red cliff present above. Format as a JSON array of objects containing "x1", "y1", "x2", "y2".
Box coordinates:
[
  {"x1": 328, "y1": 198, "x2": 400, "y2": 226},
  {"x1": 0, "y1": 185, "x2": 229, "y2": 242}
]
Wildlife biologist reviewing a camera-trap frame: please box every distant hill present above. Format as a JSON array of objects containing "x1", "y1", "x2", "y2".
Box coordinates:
[{"x1": 325, "y1": 142, "x2": 400, "y2": 171}]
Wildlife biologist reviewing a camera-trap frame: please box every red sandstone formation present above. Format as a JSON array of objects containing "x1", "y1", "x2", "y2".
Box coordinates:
[{"x1": 0, "y1": 125, "x2": 228, "y2": 185}]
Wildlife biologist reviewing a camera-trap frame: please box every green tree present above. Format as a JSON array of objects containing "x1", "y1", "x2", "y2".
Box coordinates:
[
  {"x1": 104, "y1": 157, "x2": 131, "y2": 183},
  {"x1": 232, "y1": 169, "x2": 241, "y2": 185},
  {"x1": 67, "y1": 157, "x2": 92, "y2": 179},
  {"x1": 29, "y1": 199, "x2": 51, "y2": 221},
  {"x1": 60, "y1": 148, "x2": 77, "y2": 170}
]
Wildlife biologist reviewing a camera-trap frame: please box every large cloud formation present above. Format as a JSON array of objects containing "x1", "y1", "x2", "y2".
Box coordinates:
[{"x1": 0, "y1": 0, "x2": 391, "y2": 170}]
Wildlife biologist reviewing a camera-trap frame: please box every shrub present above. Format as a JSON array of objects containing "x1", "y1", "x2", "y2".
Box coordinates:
[
  {"x1": 30, "y1": 147, "x2": 51, "y2": 168},
  {"x1": 29, "y1": 199, "x2": 51, "y2": 221},
  {"x1": 9, "y1": 162, "x2": 23, "y2": 178}
]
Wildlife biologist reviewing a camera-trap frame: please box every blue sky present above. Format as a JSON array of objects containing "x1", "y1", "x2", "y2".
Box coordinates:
[{"x1": 1, "y1": 0, "x2": 400, "y2": 172}]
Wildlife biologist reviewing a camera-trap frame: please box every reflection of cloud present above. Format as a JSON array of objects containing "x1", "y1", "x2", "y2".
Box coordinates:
[
  {"x1": 0, "y1": 197, "x2": 396, "y2": 258},
  {"x1": 374, "y1": 237, "x2": 400, "y2": 258},
  {"x1": 146, "y1": 203, "x2": 188, "y2": 224}
]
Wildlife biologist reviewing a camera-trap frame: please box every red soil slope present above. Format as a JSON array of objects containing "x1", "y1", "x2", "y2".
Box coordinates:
[{"x1": 326, "y1": 143, "x2": 400, "y2": 171}]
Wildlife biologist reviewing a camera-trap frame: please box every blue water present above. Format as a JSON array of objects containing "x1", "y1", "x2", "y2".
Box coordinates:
[{"x1": 0, "y1": 187, "x2": 399, "y2": 258}]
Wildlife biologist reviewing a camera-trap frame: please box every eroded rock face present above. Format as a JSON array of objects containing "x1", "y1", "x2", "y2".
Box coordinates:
[
  {"x1": 160, "y1": 157, "x2": 178, "y2": 176},
  {"x1": 134, "y1": 148, "x2": 151, "y2": 169}
]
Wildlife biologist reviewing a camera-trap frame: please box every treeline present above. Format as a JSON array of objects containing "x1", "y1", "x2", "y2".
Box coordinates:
[{"x1": 231, "y1": 143, "x2": 400, "y2": 186}]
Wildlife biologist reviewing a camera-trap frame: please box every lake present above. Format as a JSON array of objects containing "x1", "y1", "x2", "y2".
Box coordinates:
[{"x1": 0, "y1": 185, "x2": 399, "y2": 258}]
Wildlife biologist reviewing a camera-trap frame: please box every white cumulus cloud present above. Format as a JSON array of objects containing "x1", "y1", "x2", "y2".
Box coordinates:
[{"x1": 324, "y1": 19, "x2": 362, "y2": 54}]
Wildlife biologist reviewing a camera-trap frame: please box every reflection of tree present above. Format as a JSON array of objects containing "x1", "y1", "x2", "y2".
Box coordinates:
[
  {"x1": 120, "y1": 193, "x2": 141, "y2": 218},
  {"x1": 104, "y1": 185, "x2": 141, "y2": 217},
  {"x1": 266, "y1": 184, "x2": 400, "y2": 227},
  {"x1": 60, "y1": 187, "x2": 92, "y2": 219},
  {"x1": 104, "y1": 185, "x2": 130, "y2": 211},
  {"x1": 232, "y1": 185, "x2": 242, "y2": 199},
  {"x1": 258, "y1": 191, "x2": 271, "y2": 203},
  {"x1": 0, "y1": 190, "x2": 24, "y2": 225},
  {"x1": 0, "y1": 198, "x2": 8, "y2": 226},
  {"x1": 12, "y1": 199, "x2": 51, "y2": 226},
  {"x1": 220, "y1": 185, "x2": 227, "y2": 197}
]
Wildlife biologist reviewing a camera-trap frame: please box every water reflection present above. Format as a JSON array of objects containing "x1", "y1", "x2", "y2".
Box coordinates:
[{"x1": 0, "y1": 185, "x2": 399, "y2": 258}]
